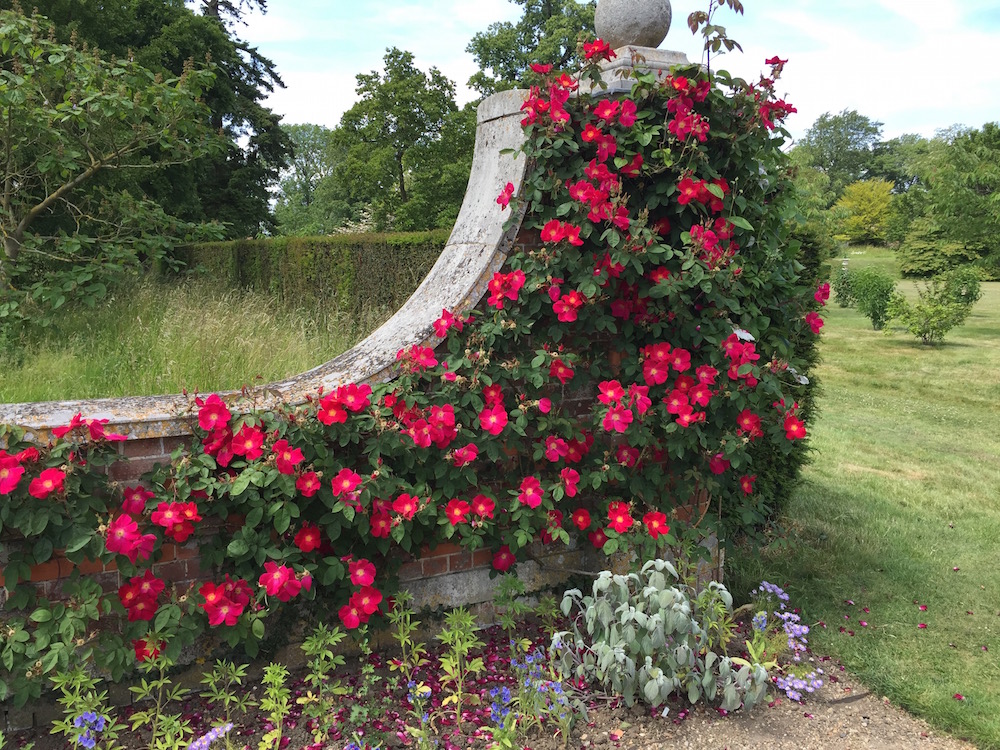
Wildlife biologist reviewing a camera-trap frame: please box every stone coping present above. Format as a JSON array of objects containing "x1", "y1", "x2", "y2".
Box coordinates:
[{"x1": 0, "y1": 89, "x2": 530, "y2": 441}]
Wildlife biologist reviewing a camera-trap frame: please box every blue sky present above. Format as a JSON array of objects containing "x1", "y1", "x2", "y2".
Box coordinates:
[{"x1": 241, "y1": 0, "x2": 1000, "y2": 143}]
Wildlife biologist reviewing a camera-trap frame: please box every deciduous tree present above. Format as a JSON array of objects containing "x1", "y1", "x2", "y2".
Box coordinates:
[
  {"x1": 336, "y1": 48, "x2": 457, "y2": 229},
  {"x1": 466, "y1": 0, "x2": 595, "y2": 96},
  {"x1": 797, "y1": 109, "x2": 883, "y2": 197},
  {"x1": 833, "y1": 180, "x2": 893, "y2": 245},
  {"x1": 0, "y1": 9, "x2": 222, "y2": 324}
]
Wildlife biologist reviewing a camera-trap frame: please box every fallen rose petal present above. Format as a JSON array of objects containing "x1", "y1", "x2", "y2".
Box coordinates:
[{"x1": 954, "y1": 693, "x2": 965, "y2": 701}]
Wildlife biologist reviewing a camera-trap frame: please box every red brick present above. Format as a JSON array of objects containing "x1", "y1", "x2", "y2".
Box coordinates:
[
  {"x1": 29, "y1": 560, "x2": 61, "y2": 582},
  {"x1": 448, "y1": 553, "x2": 474, "y2": 572},
  {"x1": 152, "y1": 560, "x2": 188, "y2": 581},
  {"x1": 174, "y1": 543, "x2": 199, "y2": 560},
  {"x1": 95, "y1": 571, "x2": 120, "y2": 593},
  {"x1": 398, "y1": 561, "x2": 422, "y2": 581},
  {"x1": 421, "y1": 556, "x2": 449, "y2": 578},
  {"x1": 76, "y1": 558, "x2": 107, "y2": 575},
  {"x1": 425, "y1": 541, "x2": 463, "y2": 556},
  {"x1": 109, "y1": 457, "x2": 166, "y2": 483},
  {"x1": 161, "y1": 436, "x2": 191, "y2": 454},
  {"x1": 159, "y1": 544, "x2": 176, "y2": 562},
  {"x1": 472, "y1": 549, "x2": 493, "y2": 567},
  {"x1": 56, "y1": 557, "x2": 77, "y2": 577},
  {"x1": 120, "y1": 437, "x2": 164, "y2": 459}
]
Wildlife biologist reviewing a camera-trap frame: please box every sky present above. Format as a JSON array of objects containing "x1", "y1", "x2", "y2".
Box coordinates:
[{"x1": 238, "y1": 0, "x2": 1000, "y2": 144}]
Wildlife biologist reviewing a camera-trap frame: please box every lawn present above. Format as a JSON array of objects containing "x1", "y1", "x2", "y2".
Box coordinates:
[
  {"x1": 728, "y1": 246, "x2": 1000, "y2": 748},
  {"x1": 0, "y1": 279, "x2": 395, "y2": 403}
]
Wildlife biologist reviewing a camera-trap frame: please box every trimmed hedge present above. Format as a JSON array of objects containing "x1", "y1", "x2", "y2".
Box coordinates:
[{"x1": 171, "y1": 231, "x2": 449, "y2": 334}]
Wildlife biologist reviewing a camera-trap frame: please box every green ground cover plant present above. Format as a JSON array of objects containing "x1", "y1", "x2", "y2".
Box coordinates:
[{"x1": 728, "y1": 261, "x2": 1000, "y2": 748}]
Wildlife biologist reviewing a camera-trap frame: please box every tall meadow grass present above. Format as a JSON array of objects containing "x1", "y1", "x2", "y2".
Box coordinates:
[{"x1": 0, "y1": 279, "x2": 395, "y2": 403}]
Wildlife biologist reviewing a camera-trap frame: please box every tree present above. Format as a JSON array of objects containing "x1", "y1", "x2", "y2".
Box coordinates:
[
  {"x1": 7, "y1": 0, "x2": 293, "y2": 238},
  {"x1": 0, "y1": 9, "x2": 222, "y2": 322},
  {"x1": 917, "y1": 123, "x2": 1000, "y2": 277},
  {"x1": 336, "y1": 48, "x2": 458, "y2": 229},
  {"x1": 833, "y1": 180, "x2": 893, "y2": 245},
  {"x1": 395, "y1": 104, "x2": 478, "y2": 231},
  {"x1": 273, "y1": 124, "x2": 354, "y2": 235},
  {"x1": 466, "y1": 0, "x2": 596, "y2": 96},
  {"x1": 797, "y1": 110, "x2": 883, "y2": 198}
]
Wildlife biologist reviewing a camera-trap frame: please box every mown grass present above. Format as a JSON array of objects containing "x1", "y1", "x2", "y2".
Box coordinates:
[
  {"x1": 0, "y1": 279, "x2": 397, "y2": 403},
  {"x1": 729, "y1": 245, "x2": 1000, "y2": 748}
]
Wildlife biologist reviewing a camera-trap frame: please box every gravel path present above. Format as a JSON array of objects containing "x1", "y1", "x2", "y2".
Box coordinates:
[{"x1": 576, "y1": 670, "x2": 976, "y2": 750}]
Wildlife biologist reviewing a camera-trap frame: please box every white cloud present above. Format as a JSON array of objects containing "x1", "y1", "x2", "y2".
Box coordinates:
[{"x1": 244, "y1": 0, "x2": 1000, "y2": 139}]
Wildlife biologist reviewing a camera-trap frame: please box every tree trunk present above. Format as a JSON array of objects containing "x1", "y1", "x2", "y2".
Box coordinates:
[{"x1": 396, "y1": 152, "x2": 408, "y2": 204}]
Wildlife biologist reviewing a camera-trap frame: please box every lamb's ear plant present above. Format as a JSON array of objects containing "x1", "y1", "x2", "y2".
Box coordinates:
[{"x1": 553, "y1": 558, "x2": 769, "y2": 711}]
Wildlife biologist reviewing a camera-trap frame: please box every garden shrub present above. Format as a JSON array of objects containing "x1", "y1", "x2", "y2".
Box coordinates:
[
  {"x1": 886, "y1": 268, "x2": 981, "y2": 344},
  {"x1": 0, "y1": 51, "x2": 821, "y2": 705},
  {"x1": 831, "y1": 264, "x2": 855, "y2": 307},
  {"x1": 170, "y1": 231, "x2": 447, "y2": 335},
  {"x1": 553, "y1": 559, "x2": 769, "y2": 710},
  {"x1": 851, "y1": 267, "x2": 896, "y2": 330},
  {"x1": 940, "y1": 265, "x2": 983, "y2": 308},
  {"x1": 897, "y1": 217, "x2": 979, "y2": 278}
]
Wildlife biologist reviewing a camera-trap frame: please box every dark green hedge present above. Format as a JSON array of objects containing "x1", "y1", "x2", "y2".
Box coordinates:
[{"x1": 170, "y1": 231, "x2": 449, "y2": 329}]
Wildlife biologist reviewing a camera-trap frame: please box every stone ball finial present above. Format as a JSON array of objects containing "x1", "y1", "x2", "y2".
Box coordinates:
[{"x1": 594, "y1": 0, "x2": 672, "y2": 50}]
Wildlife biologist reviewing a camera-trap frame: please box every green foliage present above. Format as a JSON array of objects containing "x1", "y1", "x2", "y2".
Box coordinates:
[
  {"x1": 851, "y1": 267, "x2": 896, "y2": 330},
  {"x1": 897, "y1": 217, "x2": 980, "y2": 277},
  {"x1": 493, "y1": 574, "x2": 532, "y2": 650},
  {"x1": 0, "y1": 8, "x2": 224, "y2": 330},
  {"x1": 940, "y1": 265, "x2": 983, "y2": 307},
  {"x1": 437, "y1": 607, "x2": 485, "y2": 725},
  {"x1": 336, "y1": 48, "x2": 458, "y2": 229},
  {"x1": 553, "y1": 559, "x2": 769, "y2": 710},
  {"x1": 886, "y1": 267, "x2": 981, "y2": 344},
  {"x1": 0, "y1": 52, "x2": 820, "y2": 706},
  {"x1": 49, "y1": 667, "x2": 126, "y2": 750},
  {"x1": 257, "y1": 664, "x2": 290, "y2": 750},
  {"x1": 297, "y1": 624, "x2": 346, "y2": 744},
  {"x1": 465, "y1": 0, "x2": 595, "y2": 97},
  {"x1": 685, "y1": 0, "x2": 746, "y2": 68},
  {"x1": 386, "y1": 590, "x2": 429, "y2": 683},
  {"x1": 127, "y1": 654, "x2": 192, "y2": 749},
  {"x1": 394, "y1": 104, "x2": 478, "y2": 231},
  {"x1": 834, "y1": 180, "x2": 893, "y2": 245},
  {"x1": 831, "y1": 264, "x2": 855, "y2": 307},
  {"x1": 796, "y1": 109, "x2": 884, "y2": 197},
  {"x1": 892, "y1": 124, "x2": 1000, "y2": 280},
  {"x1": 12, "y1": 0, "x2": 293, "y2": 238},
  {"x1": 174, "y1": 231, "x2": 447, "y2": 336},
  {"x1": 274, "y1": 124, "x2": 353, "y2": 236},
  {"x1": 200, "y1": 660, "x2": 255, "y2": 749}
]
